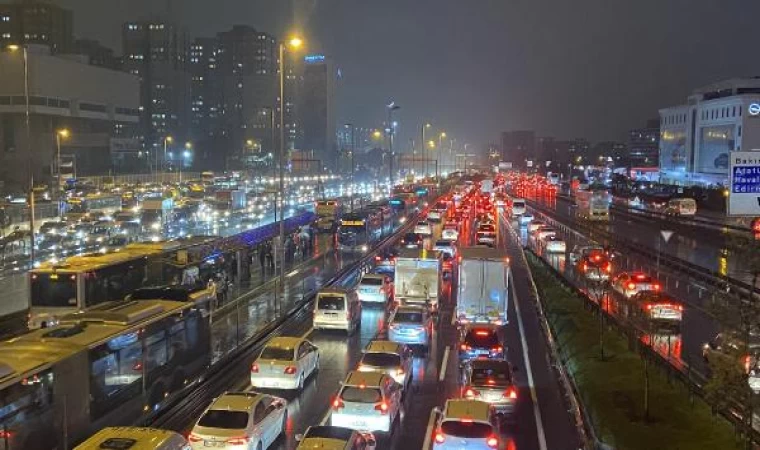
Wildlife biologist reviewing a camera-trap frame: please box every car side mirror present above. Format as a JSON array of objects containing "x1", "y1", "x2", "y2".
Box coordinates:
[{"x1": 295, "y1": 434, "x2": 304, "y2": 442}]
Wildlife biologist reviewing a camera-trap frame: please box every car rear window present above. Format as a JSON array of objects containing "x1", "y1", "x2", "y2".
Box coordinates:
[
  {"x1": 361, "y1": 277, "x2": 383, "y2": 286},
  {"x1": 479, "y1": 225, "x2": 495, "y2": 232},
  {"x1": 198, "y1": 410, "x2": 249, "y2": 429},
  {"x1": 465, "y1": 330, "x2": 499, "y2": 347},
  {"x1": 341, "y1": 387, "x2": 382, "y2": 403},
  {"x1": 260, "y1": 346, "x2": 294, "y2": 360},
  {"x1": 435, "y1": 241, "x2": 451, "y2": 247},
  {"x1": 441, "y1": 420, "x2": 492, "y2": 438},
  {"x1": 394, "y1": 311, "x2": 423, "y2": 323},
  {"x1": 361, "y1": 353, "x2": 401, "y2": 368},
  {"x1": 471, "y1": 366, "x2": 511, "y2": 386},
  {"x1": 318, "y1": 295, "x2": 345, "y2": 311}
]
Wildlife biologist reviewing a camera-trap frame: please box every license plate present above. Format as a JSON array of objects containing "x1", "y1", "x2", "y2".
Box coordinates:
[
  {"x1": 204, "y1": 441, "x2": 224, "y2": 447},
  {"x1": 351, "y1": 420, "x2": 368, "y2": 428},
  {"x1": 484, "y1": 392, "x2": 501, "y2": 401}
]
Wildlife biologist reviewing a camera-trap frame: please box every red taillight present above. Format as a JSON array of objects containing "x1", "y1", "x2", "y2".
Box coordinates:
[
  {"x1": 226, "y1": 436, "x2": 249, "y2": 445},
  {"x1": 375, "y1": 402, "x2": 389, "y2": 414},
  {"x1": 475, "y1": 330, "x2": 490, "y2": 336},
  {"x1": 627, "y1": 282, "x2": 636, "y2": 290},
  {"x1": 464, "y1": 387, "x2": 479, "y2": 397},
  {"x1": 332, "y1": 397, "x2": 345, "y2": 410},
  {"x1": 487, "y1": 436, "x2": 499, "y2": 448},
  {"x1": 251, "y1": 364, "x2": 259, "y2": 373},
  {"x1": 491, "y1": 346, "x2": 503, "y2": 353},
  {"x1": 133, "y1": 360, "x2": 143, "y2": 371},
  {"x1": 604, "y1": 263, "x2": 611, "y2": 273},
  {"x1": 504, "y1": 387, "x2": 518, "y2": 399},
  {"x1": 581, "y1": 263, "x2": 587, "y2": 272},
  {"x1": 188, "y1": 433, "x2": 202, "y2": 443},
  {"x1": 375, "y1": 256, "x2": 381, "y2": 261},
  {"x1": 460, "y1": 344, "x2": 471, "y2": 351},
  {"x1": 434, "y1": 431, "x2": 445, "y2": 444},
  {"x1": 653, "y1": 283, "x2": 660, "y2": 291},
  {"x1": 284, "y1": 366, "x2": 297, "y2": 375}
]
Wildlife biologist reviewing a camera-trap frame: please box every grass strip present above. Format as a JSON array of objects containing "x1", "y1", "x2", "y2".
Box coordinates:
[{"x1": 526, "y1": 255, "x2": 741, "y2": 450}]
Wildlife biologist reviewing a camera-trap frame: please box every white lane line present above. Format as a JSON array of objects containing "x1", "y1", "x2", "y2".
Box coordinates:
[
  {"x1": 319, "y1": 411, "x2": 330, "y2": 426},
  {"x1": 450, "y1": 310, "x2": 457, "y2": 326},
  {"x1": 421, "y1": 408, "x2": 438, "y2": 450},
  {"x1": 512, "y1": 277, "x2": 549, "y2": 450},
  {"x1": 286, "y1": 268, "x2": 300, "y2": 278},
  {"x1": 439, "y1": 346, "x2": 451, "y2": 382},
  {"x1": 300, "y1": 326, "x2": 314, "y2": 339}
]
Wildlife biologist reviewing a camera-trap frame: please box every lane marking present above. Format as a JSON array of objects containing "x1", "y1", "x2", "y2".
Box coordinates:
[
  {"x1": 319, "y1": 411, "x2": 330, "y2": 426},
  {"x1": 439, "y1": 346, "x2": 451, "y2": 382},
  {"x1": 300, "y1": 326, "x2": 314, "y2": 339},
  {"x1": 512, "y1": 278, "x2": 549, "y2": 450},
  {"x1": 286, "y1": 268, "x2": 300, "y2": 278},
  {"x1": 421, "y1": 407, "x2": 438, "y2": 450},
  {"x1": 450, "y1": 310, "x2": 457, "y2": 326}
]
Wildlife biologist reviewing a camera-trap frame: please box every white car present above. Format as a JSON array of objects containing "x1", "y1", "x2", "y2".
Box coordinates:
[
  {"x1": 414, "y1": 220, "x2": 433, "y2": 236},
  {"x1": 544, "y1": 236, "x2": 566, "y2": 253},
  {"x1": 428, "y1": 210, "x2": 443, "y2": 222},
  {"x1": 519, "y1": 213, "x2": 534, "y2": 225},
  {"x1": 189, "y1": 392, "x2": 287, "y2": 450},
  {"x1": 527, "y1": 220, "x2": 544, "y2": 233},
  {"x1": 296, "y1": 426, "x2": 377, "y2": 450},
  {"x1": 331, "y1": 371, "x2": 403, "y2": 434},
  {"x1": 357, "y1": 273, "x2": 393, "y2": 304},
  {"x1": 612, "y1": 272, "x2": 660, "y2": 298},
  {"x1": 433, "y1": 240, "x2": 457, "y2": 258},
  {"x1": 251, "y1": 337, "x2": 319, "y2": 390},
  {"x1": 433, "y1": 399, "x2": 500, "y2": 449},
  {"x1": 441, "y1": 228, "x2": 459, "y2": 241},
  {"x1": 358, "y1": 340, "x2": 413, "y2": 390}
]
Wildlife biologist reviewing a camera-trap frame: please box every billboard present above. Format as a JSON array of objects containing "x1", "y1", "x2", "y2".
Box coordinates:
[{"x1": 728, "y1": 151, "x2": 760, "y2": 216}]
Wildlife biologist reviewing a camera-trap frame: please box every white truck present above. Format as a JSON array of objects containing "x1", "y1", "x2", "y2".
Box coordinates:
[
  {"x1": 394, "y1": 248, "x2": 442, "y2": 312},
  {"x1": 456, "y1": 247, "x2": 510, "y2": 325},
  {"x1": 480, "y1": 179, "x2": 494, "y2": 195}
]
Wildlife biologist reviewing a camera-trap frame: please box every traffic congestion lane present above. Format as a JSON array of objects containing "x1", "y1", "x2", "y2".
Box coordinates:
[
  {"x1": 529, "y1": 195, "x2": 748, "y2": 285},
  {"x1": 519, "y1": 212, "x2": 720, "y2": 381}
]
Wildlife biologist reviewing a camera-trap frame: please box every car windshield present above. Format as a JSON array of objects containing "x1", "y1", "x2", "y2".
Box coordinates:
[
  {"x1": 361, "y1": 277, "x2": 383, "y2": 286},
  {"x1": 197, "y1": 410, "x2": 249, "y2": 429},
  {"x1": 404, "y1": 233, "x2": 419, "y2": 242},
  {"x1": 394, "y1": 311, "x2": 424, "y2": 323},
  {"x1": 341, "y1": 387, "x2": 382, "y2": 403},
  {"x1": 361, "y1": 353, "x2": 401, "y2": 368},
  {"x1": 465, "y1": 330, "x2": 499, "y2": 347},
  {"x1": 260, "y1": 346, "x2": 294, "y2": 360},
  {"x1": 318, "y1": 295, "x2": 345, "y2": 311},
  {"x1": 441, "y1": 420, "x2": 492, "y2": 438}
]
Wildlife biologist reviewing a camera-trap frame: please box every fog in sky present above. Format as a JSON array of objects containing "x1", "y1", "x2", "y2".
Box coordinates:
[{"x1": 58, "y1": 0, "x2": 760, "y2": 150}]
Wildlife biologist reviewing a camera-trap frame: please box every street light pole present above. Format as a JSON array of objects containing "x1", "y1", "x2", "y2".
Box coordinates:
[
  {"x1": 344, "y1": 123, "x2": 355, "y2": 209},
  {"x1": 387, "y1": 102, "x2": 399, "y2": 189}
]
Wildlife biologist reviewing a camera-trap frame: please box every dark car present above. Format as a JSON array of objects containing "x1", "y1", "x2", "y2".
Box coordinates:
[
  {"x1": 459, "y1": 325, "x2": 504, "y2": 363},
  {"x1": 400, "y1": 232, "x2": 423, "y2": 249},
  {"x1": 461, "y1": 359, "x2": 518, "y2": 415}
]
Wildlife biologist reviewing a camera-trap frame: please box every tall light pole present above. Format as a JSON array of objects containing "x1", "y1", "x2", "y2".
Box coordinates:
[
  {"x1": 344, "y1": 123, "x2": 355, "y2": 208},
  {"x1": 56, "y1": 129, "x2": 70, "y2": 200},
  {"x1": 8, "y1": 45, "x2": 35, "y2": 264},
  {"x1": 181, "y1": 142, "x2": 192, "y2": 183},
  {"x1": 421, "y1": 123, "x2": 431, "y2": 177},
  {"x1": 162, "y1": 136, "x2": 173, "y2": 182},
  {"x1": 387, "y1": 102, "x2": 400, "y2": 189},
  {"x1": 278, "y1": 36, "x2": 304, "y2": 304}
]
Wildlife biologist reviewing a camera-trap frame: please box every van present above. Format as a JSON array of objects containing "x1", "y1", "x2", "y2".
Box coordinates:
[
  {"x1": 75, "y1": 427, "x2": 190, "y2": 450},
  {"x1": 665, "y1": 198, "x2": 697, "y2": 216},
  {"x1": 313, "y1": 287, "x2": 361, "y2": 333}
]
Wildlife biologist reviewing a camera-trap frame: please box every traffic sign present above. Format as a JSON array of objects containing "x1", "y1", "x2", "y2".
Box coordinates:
[
  {"x1": 728, "y1": 151, "x2": 760, "y2": 216},
  {"x1": 660, "y1": 230, "x2": 674, "y2": 243}
]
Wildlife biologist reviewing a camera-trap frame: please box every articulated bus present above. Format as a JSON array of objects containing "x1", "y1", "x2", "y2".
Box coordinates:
[
  {"x1": 336, "y1": 210, "x2": 388, "y2": 253},
  {"x1": 0, "y1": 299, "x2": 212, "y2": 449},
  {"x1": 28, "y1": 237, "x2": 221, "y2": 328},
  {"x1": 64, "y1": 194, "x2": 123, "y2": 222}
]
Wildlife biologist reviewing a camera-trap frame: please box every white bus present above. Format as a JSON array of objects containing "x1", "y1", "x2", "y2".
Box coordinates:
[
  {"x1": 575, "y1": 188, "x2": 610, "y2": 221},
  {"x1": 65, "y1": 194, "x2": 122, "y2": 221}
]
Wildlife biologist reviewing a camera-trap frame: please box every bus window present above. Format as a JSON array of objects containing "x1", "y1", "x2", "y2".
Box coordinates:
[
  {"x1": 30, "y1": 273, "x2": 78, "y2": 308},
  {"x1": 89, "y1": 336, "x2": 143, "y2": 418},
  {"x1": 0, "y1": 369, "x2": 56, "y2": 449}
]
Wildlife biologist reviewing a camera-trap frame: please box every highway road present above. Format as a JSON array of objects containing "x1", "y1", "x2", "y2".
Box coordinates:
[{"x1": 161, "y1": 212, "x2": 582, "y2": 449}]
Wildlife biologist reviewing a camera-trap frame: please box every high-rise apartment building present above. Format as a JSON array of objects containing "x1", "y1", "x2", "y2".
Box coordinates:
[
  {"x1": 0, "y1": 0, "x2": 73, "y2": 54},
  {"x1": 122, "y1": 19, "x2": 190, "y2": 164},
  {"x1": 628, "y1": 119, "x2": 660, "y2": 169},
  {"x1": 299, "y1": 54, "x2": 336, "y2": 169}
]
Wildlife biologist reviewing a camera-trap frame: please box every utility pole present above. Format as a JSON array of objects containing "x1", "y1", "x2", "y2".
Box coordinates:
[{"x1": 387, "y1": 102, "x2": 400, "y2": 188}]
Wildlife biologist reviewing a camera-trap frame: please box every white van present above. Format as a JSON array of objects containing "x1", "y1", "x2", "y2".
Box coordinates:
[
  {"x1": 75, "y1": 427, "x2": 190, "y2": 450},
  {"x1": 313, "y1": 288, "x2": 361, "y2": 333},
  {"x1": 665, "y1": 198, "x2": 697, "y2": 216}
]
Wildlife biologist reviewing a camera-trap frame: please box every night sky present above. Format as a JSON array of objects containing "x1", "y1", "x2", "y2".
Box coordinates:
[{"x1": 57, "y1": 0, "x2": 760, "y2": 151}]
